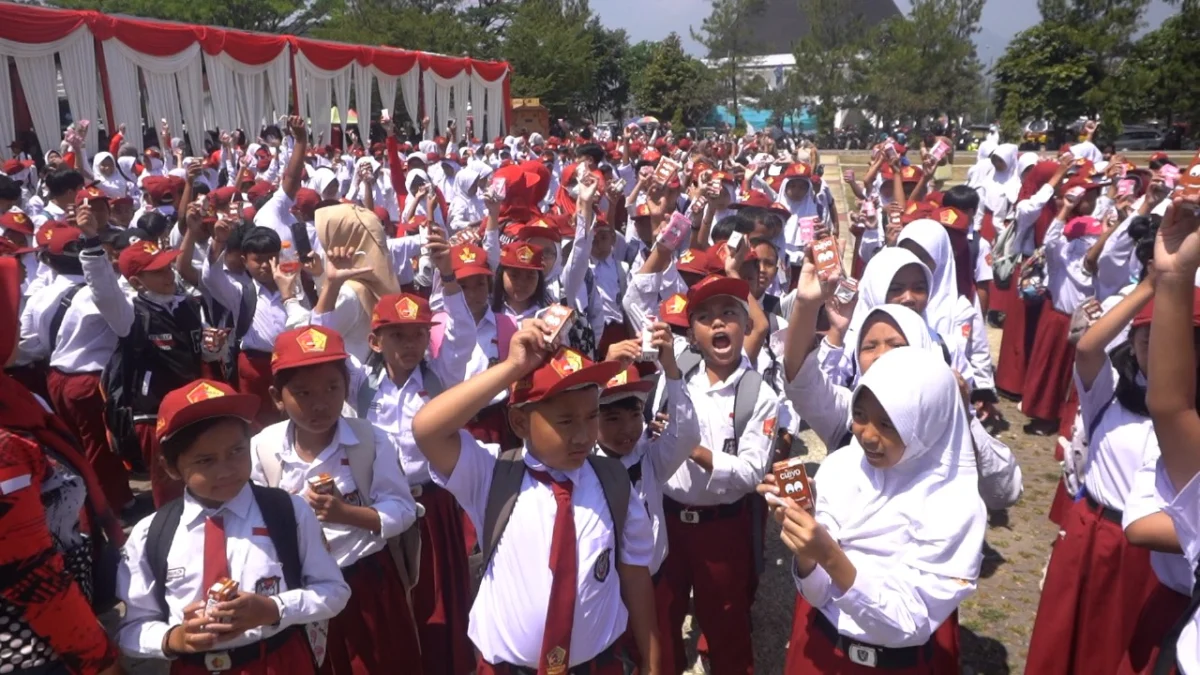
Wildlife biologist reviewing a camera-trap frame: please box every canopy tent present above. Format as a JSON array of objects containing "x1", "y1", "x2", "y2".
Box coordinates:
[{"x1": 0, "y1": 4, "x2": 512, "y2": 155}]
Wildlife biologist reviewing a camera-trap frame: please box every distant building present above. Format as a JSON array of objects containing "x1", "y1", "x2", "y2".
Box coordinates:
[{"x1": 704, "y1": 0, "x2": 901, "y2": 130}]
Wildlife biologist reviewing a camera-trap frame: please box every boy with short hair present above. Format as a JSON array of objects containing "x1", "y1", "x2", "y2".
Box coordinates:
[
  {"x1": 656, "y1": 274, "x2": 782, "y2": 675},
  {"x1": 413, "y1": 326, "x2": 662, "y2": 675},
  {"x1": 116, "y1": 379, "x2": 350, "y2": 672}
]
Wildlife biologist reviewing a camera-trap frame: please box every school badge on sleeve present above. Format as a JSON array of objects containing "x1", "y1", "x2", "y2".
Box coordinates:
[{"x1": 593, "y1": 547, "x2": 611, "y2": 582}]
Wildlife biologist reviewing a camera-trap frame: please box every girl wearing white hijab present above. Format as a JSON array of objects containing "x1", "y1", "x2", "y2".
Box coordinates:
[
  {"x1": 448, "y1": 164, "x2": 490, "y2": 232},
  {"x1": 976, "y1": 143, "x2": 1021, "y2": 240},
  {"x1": 965, "y1": 140, "x2": 997, "y2": 189},
  {"x1": 764, "y1": 347, "x2": 986, "y2": 674},
  {"x1": 402, "y1": 169, "x2": 447, "y2": 227},
  {"x1": 91, "y1": 152, "x2": 131, "y2": 200},
  {"x1": 777, "y1": 170, "x2": 827, "y2": 269}
]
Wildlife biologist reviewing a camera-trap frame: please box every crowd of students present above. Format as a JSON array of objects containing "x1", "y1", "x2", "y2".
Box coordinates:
[{"x1": 0, "y1": 108, "x2": 1198, "y2": 675}]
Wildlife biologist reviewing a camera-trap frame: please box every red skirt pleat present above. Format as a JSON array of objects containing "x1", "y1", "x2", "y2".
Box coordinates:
[
  {"x1": 1048, "y1": 479, "x2": 1073, "y2": 526},
  {"x1": 411, "y1": 485, "x2": 475, "y2": 675},
  {"x1": 994, "y1": 278, "x2": 1043, "y2": 398},
  {"x1": 1116, "y1": 582, "x2": 1190, "y2": 675},
  {"x1": 784, "y1": 595, "x2": 936, "y2": 675},
  {"x1": 1025, "y1": 497, "x2": 1157, "y2": 674},
  {"x1": 321, "y1": 549, "x2": 424, "y2": 675},
  {"x1": 1022, "y1": 306, "x2": 1075, "y2": 421}
]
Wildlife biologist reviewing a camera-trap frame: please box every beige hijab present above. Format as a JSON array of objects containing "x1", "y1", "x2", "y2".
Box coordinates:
[{"x1": 315, "y1": 204, "x2": 400, "y2": 315}]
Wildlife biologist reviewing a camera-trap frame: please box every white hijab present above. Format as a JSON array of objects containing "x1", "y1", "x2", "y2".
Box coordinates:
[
  {"x1": 896, "y1": 219, "x2": 956, "y2": 339},
  {"x1": 450, "y1": 165, "x2": 486, "y2": 231},
  {"x1": 777, "y1": 175, "x2": 821, "y2": 253},
  {"x1": 965, "y1": 139, "x2": 997, "y2": 189},
  {"x1": 981, "y1": 143, "x2": 1020, "y2": 215},
  {"x1": 818, "y1": 346, "x2": 986, "y2": 582},
  {"x1": 405, "y1": 169, "x2": 444, "y2": 226},
  {"x1": 91, "y1": 152, "x2": 130, "y2": 199},
  {"x1": 852, "y1": 304, "x2": 938, "y2": 382},
  {"x1": 845, "y1": 247, "x2": 934, "y2": 350}
]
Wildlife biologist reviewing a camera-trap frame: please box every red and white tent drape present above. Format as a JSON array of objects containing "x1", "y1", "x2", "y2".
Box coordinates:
[{"x1": 0, "y1": 3, "x2": 512, "y2": 153}]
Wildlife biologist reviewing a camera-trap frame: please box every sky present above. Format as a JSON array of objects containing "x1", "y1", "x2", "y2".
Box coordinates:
[{"x1": 593, "y1": 0, "x2": 1178, "y2": 62}]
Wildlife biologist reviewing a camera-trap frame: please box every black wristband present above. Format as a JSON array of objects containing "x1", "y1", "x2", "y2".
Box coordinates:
[{"x1": 439, "y1": 270, "x2": 457, "y2": 284}]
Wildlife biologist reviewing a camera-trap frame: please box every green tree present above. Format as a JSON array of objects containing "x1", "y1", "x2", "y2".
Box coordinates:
[
  {"x1": 790, "y1": 0, "x2": 866, "y2": 135},
  {"x1": 1113, "y1": 1, "x2": 1200, "y2": 130},
  {"x1": 690, "y1": 0, "x2": 766, "y2": 123},
  {"x1": 633, "y1": 33, "x2": 718, "y2": 127},
  {"x1": 992, "y1": 22, "x2": 1099, "y2": 138},
  {"x1": 318, "y1": 1, "x2": 487, "y2": 57},
  {"x1": 580, "y1": 21, "x2": 631, "y2": 123},
  {"x1": 50, "y1": 0, "x2": 334, "y2": 33},
  {"x1": 501, "y1": 0, "x2": 596, "y2": 117}
]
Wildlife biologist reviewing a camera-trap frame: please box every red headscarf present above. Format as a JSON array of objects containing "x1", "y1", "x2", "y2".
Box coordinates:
[
  {"x1": 1018, "y1": 160, "x2": 1061, "y2": 248},
  {"x1": 497, "y1": 161, "x2": 553, "y2": 226},
  {"x1": 0, "y1": 258, "x2": 124, "y2": 550}
]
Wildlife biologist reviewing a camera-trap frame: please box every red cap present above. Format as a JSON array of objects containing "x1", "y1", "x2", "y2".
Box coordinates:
[
  {"x1": 638, "y1": 149, "x2": 662, "y2": 166},
  {"x1": 0, "y1": 210, "x2": 34, "y2": 235},
  {"x1": 1063, "y1": 216, "x2": 1103, "y2": 240},
  {"x1": 210, "y1": 186, "x2": 239, "y2": 209},
  {"x1": 1132, "y1": 288, "x2": 1200, "y2": 328},
  {"x1": 500, "y1": 241, "x2": 544, "y2": 271},
  {"x1": 1150, "y1": 152, "x2": 1170, "y2": 164},
  {"x1": 292, "y1": 187, "x2": 321, "y2": 218},
  {"x1": 933, "y1": 206, "x2": 969, "y2": 232},
  {"x1": 155, "y1": 379, "x2": 259, "y2": 442},
  {"x1": 2, "y1": 158, "x2": 33, "y2": 175},
  {"x1": 783, "y1": 163, "x2": 813, "y2": 180},
  {"x1": 141, "y1": 176, "x2": 176, "y2": 205},
  {"x1": 0, "y1": 238, "x2": 35, "y2": 256},
  {"x1": 899, "y1": 164, "x2": 924, "y2": 183},
  {"x1": 246, "y1": 180, "x2": 274, "y2": 204},
  {"x1": 39, "y1": 223, "x2": 82, "y2": 255},
  {"x1": 509, "y1": 347, "x2": 623, "y2": 407},
  {"x1": 894, "y1": 143, "x2": 908, "y2": 156},
  {"x1": 75, "y1": 185, "x2": 109, "y2": 205},
  {"x1": 677, "y1": 248, "x2": 710, "y2": 276},
  {"x1": 659, "y1": 293, "x2": 690, "y2": 328},
  {"x1": 204, "y1": 150, "x2": 222, "y2": 168},
  {"x1": 516, "y1": 219, "x2": 561, "y2": 243},
  {"x1": 1061, "y1": 175, "x2": 1104, "y2": 196},
  {"x1": 600, "y1": 365, "x2": 657, "y2": 404},
  {"x1": 271, "y1": 326, "x2": 349, "y2": 375},
  {"x1": 451, "y1": 243, "x2": 492, "y2": 278},
  {"x1": 371, "y1": 293, "x2": 437, "y2": 330},
  {"x1": 686, "y1": 274, "x2": 750, "y2": 319},
  {"x1": 118, "y1": 240, "x2": 181, "y2": 278},
  {"x1": 677, "y1": 138, "x2": 693, "y2": 151},
  {"x1": 730, "y1": 190, "x2": 791, "y2": 219}
]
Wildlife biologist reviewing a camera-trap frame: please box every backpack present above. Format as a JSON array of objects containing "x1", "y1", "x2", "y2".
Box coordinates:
[
  {"x1": 990, "y1": 218, "x2": 1022, "y2": 289},
  {"x1": 1018, "y1": 247, "x2": 1048, "y2": 303},
  {"x1": 99, "y1": 310, "x2": 152, "y2": 472},
  {"x1": 1064, "y1": 395, "x2": 1117, "y2": 501},
  {"x1": 355, "y1": 361, "x2": 445, "y2": 420},
  {"x1": 146, "y1": 485, "x2": 301, "y2": 619},
  {"x1": 470, "y1": 449, "x2": 631, "y2": 598},
  {"x1": 47, "y1": 284, "x2": 85, "y2": 355},
  {"x1": 253, "y1": 417, "x2": 423, "y2": 593}
]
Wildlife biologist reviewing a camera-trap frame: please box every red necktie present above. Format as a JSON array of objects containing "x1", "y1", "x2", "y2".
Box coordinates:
[
  {"x1": 201, "y1": 515, "x2": 229, "y2": 592},
  {"x1": 528, "y1": 470, "x2": 576, "y2": 675}
]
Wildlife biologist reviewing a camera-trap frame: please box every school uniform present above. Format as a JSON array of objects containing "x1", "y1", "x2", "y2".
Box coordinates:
[
  {"x1": 201, "y1": 257, "x2": 310, "y2": 427},
  {"x1": 1022, "y1": 216, "x2": 1094, "y2": 422},
  {"x1": 451, "y1": 305, "x2": 518, "y2": 444},
  {"x1": 251, "y1": 418, "x2": 424, "y2": 675},
  {"x1": 19, "y1": 267, "x2": 133, "y2": 510},
  {"x1": 784, "y1": 347, "x2": 985, "y2": 675},
  {"x1": 1162, "y1": 471, "x2": 1200, "y2": 674},
  {"x1": 434, "y1": 430, "x2": 654, "y2": 674},
  {"x1": 117, "y1": 483, "x2": 351, "y2": 674},
  {"x1": 348, "y1": 292, "x2": 476, "y2": 675},
  {"x1": 1026, "y1": 355, "x2": 1159, "y2": 674},
  {"x1": 657, "y1": 353, "x2": 781, "y2": 675},
  {"x1": 81, "y1": 241, "x2": 206, "y2": 506},
  {"x1": 591, "y1": 252, "x2": 630, "y2": 358},
  {"x1": 995, "y1": 190, "x2": 1054, "y2": 396}
]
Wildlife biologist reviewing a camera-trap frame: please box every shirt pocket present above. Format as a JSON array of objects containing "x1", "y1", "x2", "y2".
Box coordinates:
[
  {"x1": 577, "y1": 522, "x2": 618, "y2": 604},
  {"x1": 245, "y1": 560, "x2": 287, "y2": 597}
]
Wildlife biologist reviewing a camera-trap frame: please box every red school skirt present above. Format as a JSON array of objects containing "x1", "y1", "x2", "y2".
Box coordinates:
[
  {"x1": 237, "y1": 350, "x2": 285, "y2": 430},
  {"x1": 1116, "y1": 581, "x2": 1190, "y2": 675},
  {"x1": 994, "y1": 279, "x2": 1044, "y2": 398},
  {"x1": 171, "y1": 629, "x2": 315, "y2": 675},
  {"x1": 134, "y1": 420, "x2": 183, "y2": 507},
  {"x1": 411, "y1": 483, "x2": 474, "y2": 675},
  {"x1": 1021, "y1": 305, "x2": 1075, "y2": 422},
  {"x1": 320, "y1": 549, "x2": 424, "y2": 675},
  {"x1": 1025, "y1": 494, "x2": 1158, "y2": 674},
  {"x1": 45, "y1": 368, "x2": 134, "y2": 509},
  {"x1": 784, "y1": 596, "x2": 942, "y2": 674}
]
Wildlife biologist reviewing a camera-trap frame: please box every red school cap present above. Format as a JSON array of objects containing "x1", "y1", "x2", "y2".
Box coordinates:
[
  {"x1": 271, "y1": 326, "x2": 350, "y2": 375},
  {"x1": 451, "y1": 243, "x2": 492, "y2": 278},
  {"x1": 371, "y1": 293, "x2": 437, "y2": 331},
  {"x1": 600, "y1": 365, "x2": 657, "y2": 404},
  {"x1": 0, "y1": 238, "x2": 35, "y2": 256},
  {"x1": 677, "y1": 248, "x2": 710, "y2": 277},
  {"x1": 686, "y1": 274, "x2": 751, "y2": 320},
  {"x1": 75, "y1": 185, "x2": 109, "y2": 206},
  {"x1": 40, "y1": 224, "x2": 82, "y2": 255},
  {"x1": 500, "y1": 241, "x2": 544, "y2": 271},
  {"x1": 509, "y1": 346, "x2": 623, "y2": 407},
  {"x1": 155, "y1": 379, "x2": 258, "y2": 443},
  {"x1": 0, "y1": 210, "x2": 34, "y2": 235},
  {"x1": 118, "y1": 240, "x2": 181, "y2": 279},
  {"x1": 659, "y1": 293, "x2": 690, "y2": 329},
  {"x1": 2, "y1": 158, "x2": 33, "y2": 175}
]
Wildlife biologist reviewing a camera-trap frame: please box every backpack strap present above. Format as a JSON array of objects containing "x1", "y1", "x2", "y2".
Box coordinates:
[
  {"x1": 418, "y1": 361, "x2": 445, "y2": 400},
  {"x1": 147, "y1": 497, "x2": 186, "y2": 620},
  {"x1": 253, "y1": 436, "x2": 285, "y2": 488},
  {"x1": 340, "y1": 418, "x2": 378, "y2": 507},
  {"x1": 732, "y1": 370, "x2": 764, "y2": 453},
  {"x1": 355, "y1": 363, "x2": 388, "y2": 419},
  {"x1": 659, "y1": 349, "x2": 703, "y2": 415},
  {"x1": 474, "y1": 447, "x2": 527, "y2": 593},
  {"x1": 586, "y1": 454, "x2": 631, "y2": 567},
  {"x1": 1074, "y1": 395, "x2": 1118, "y2": 500},
  {"x1": 48, "y1": 284, "x2": 85, "y2": 353},
  {"x1": 250, "y1": 485, "x2": 303, "y2": 591}
]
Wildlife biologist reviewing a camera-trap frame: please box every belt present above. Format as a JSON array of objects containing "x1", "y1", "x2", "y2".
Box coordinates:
[
  {"x1": 812, "y1": 608, "x2": 933, "y2": 670},
  {"x1": 178, "y1": 626, "x2": 301, "y2": 671},
  {"x1": 411, "y1": 481, "x2": 442, "y2": 499},
  {"x1": 1084, "y1": 491, "x2": 1123, "y2": 525},
  {"x1": 491, "y1": 645, "x2": 619, "y2": 675},
  {"x1": 663, "y1": 496, "x2": 747, "y2": 524}
]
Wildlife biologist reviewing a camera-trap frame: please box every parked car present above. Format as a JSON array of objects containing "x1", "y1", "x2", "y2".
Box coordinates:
[{"x1": 1114, "y1": 128, "x2": 1165, "y2": 151}]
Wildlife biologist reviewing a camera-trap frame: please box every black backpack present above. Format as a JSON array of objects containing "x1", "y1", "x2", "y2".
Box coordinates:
[{"x1": 144, "y1": 485, "x2": 301, "y2": 619}]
